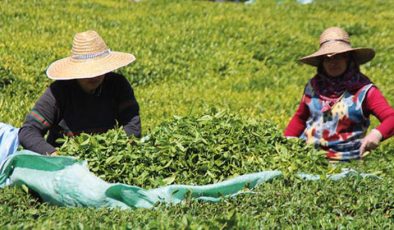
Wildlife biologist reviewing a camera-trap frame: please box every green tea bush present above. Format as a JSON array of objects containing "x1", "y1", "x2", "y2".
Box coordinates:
[
  {"x1": 2, "y1": 0, "x2": 394, "y2": 228},
  {"x1": 2, "y1": 175, "x2": 394, "y2": 229}
]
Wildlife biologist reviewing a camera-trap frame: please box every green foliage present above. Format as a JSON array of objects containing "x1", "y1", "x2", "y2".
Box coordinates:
[
  {"x1": 1, "y1": 178, "x2": 394, "y2": 229},
  {"x1": 0, "y1": 66, "x2": 16, "y2": 89},
  {"x1": 1, "y1": 0, "x2": 394, "y2": 228},
  {"x1": 59, "y1": 110, "x2": 328, "y2": 188}
]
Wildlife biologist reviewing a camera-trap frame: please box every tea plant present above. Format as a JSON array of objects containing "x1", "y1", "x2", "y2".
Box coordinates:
[{"x1": 1, "y1": 0, "x2": 394, "y2": 228}]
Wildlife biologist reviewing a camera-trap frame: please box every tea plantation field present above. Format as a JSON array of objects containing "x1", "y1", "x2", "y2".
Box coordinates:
[{"x1": 1, "y1": 0, "x2": 394, "y2": 228}]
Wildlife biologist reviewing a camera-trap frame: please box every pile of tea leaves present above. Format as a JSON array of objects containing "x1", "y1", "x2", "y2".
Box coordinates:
[{"x1": 58, "y1": 110, "x2": 332, "y2": 188}]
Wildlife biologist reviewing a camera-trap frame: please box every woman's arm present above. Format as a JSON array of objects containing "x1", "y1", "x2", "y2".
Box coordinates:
[
  {"x1": 115, "y1": 75, "x2": 141, "y2": 138},
  {"x1": 284, "y1": 95, "x2": 310, "y2": 137},
  {"x1": 360, "y1": 87, "x2": 394, "y2": 154},
  {"x1": 363, "y1": 87, "x2": 394, "y2": 140},
  {"x1": 18, "y1": 86, "x2": 59, "y2": 155}
]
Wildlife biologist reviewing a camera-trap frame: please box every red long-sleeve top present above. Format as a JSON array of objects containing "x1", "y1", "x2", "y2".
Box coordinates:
[{"x1": 284, "y1": 87, "x2": 394, "y2": 140}]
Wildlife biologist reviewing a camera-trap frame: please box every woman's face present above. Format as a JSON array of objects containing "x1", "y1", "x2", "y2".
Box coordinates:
[
  {"x1": 77, "y1": 75, "x2": 105, "y2": 94},
  {"x1": 322, "y1": 53, "x2": 350, "y2": 77}
]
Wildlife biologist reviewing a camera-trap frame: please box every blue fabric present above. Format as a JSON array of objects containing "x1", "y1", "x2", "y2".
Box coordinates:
[{"x1": 0, "y1": 123, "x2": 19, "y2": 167}]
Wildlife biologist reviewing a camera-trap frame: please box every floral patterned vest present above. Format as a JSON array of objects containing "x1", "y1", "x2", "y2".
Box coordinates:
[{"x1": 301, "y1": 82, "x2": 373, "y2": 160}]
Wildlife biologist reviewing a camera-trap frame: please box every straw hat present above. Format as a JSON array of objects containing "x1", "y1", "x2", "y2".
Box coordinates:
[
  {"x1": 46, "y1": 30, "x2": 135, "y2": 80},
  {"x1": 299, "y1": 27, "x2": 375, "y2": 66}
]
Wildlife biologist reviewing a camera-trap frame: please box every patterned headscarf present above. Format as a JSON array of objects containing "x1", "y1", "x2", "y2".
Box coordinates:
[{"x1": 310, "y1": 61, "x2": 372, "y2": 112}]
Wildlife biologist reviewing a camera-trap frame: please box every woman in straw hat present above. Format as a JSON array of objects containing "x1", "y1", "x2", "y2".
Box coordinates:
[
  {"x1": 284, "y1": 27, "x2": 394, "y2": 161},
  {"x1": 18, "y1": 30, "x2": 141, "y2": 155}
]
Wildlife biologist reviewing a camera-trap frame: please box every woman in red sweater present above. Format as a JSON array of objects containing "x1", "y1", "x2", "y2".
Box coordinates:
[{"x1": 284, "y1": 27, "x2": 394, "y2": 161}]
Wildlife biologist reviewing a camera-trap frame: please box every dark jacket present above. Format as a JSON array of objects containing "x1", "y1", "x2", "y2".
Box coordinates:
[{"x1": 18, "y1": 72, "x2": 141, "y2": 155}]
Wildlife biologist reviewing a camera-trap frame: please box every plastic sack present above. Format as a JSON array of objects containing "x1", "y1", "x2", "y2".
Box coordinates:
[
  {"x1": 297, "y1": 0, "x2": 313, "y2": 4},
  {"x1": 0, "y1": 151, "x2": 282, "y2": 209},
  {"x1": 0, "y1": 122, "x2": 19, "y2": 167}
]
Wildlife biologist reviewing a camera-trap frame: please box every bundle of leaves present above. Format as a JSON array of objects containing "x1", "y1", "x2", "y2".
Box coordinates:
[{"x1": 58, "y1": 111, "x2": 329, "y2": 188}]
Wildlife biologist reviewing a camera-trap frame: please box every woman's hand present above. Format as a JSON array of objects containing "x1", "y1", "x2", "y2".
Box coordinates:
[{"x1": 360, "y1": 129, "x2": 383, "y2": 155}]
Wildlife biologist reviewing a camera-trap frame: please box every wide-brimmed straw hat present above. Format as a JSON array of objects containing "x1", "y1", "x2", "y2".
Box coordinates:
[
  {"x1": 46, "y1": 30, "x2": 135, "y2": 80},
  {"x1": 299, "y1": 27, "x2": 375, "y2": 67}
]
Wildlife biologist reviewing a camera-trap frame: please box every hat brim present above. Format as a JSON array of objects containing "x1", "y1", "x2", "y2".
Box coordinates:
[
  {"x1": 46, "y1": 51, "x2": 136, "y2": 80},
  {"x1": 299, "y1": 47, "x2": 375, "y2": 67}
]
